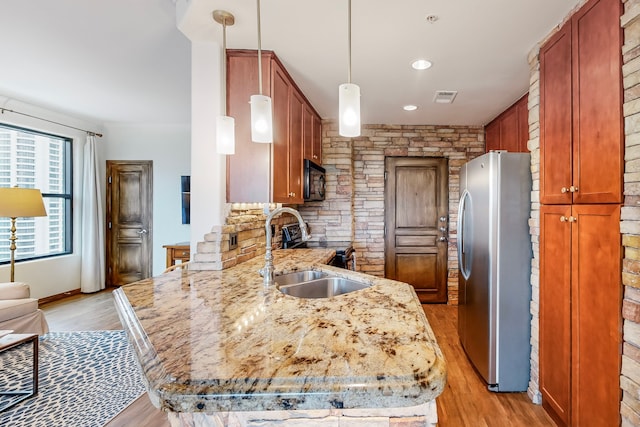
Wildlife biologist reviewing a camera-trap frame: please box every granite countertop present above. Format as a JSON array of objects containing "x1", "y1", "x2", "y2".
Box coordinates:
[{"x1": 113, "y1": 248, "x2": 447, "y2": 413}]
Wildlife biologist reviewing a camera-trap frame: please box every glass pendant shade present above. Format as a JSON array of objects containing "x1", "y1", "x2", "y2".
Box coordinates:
[
  {"x1": 339, "y1": 83, "x2": 361, "y2": 137},
  {"x1": 216, "y1": 115, "x2": 235, "y2": 154},
  {"x1": 250, "y1": 94, "x2": 273, "y2": 143}
]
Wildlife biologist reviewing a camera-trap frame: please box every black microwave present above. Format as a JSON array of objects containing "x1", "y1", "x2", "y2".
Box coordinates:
[{"x1": 303, "y1": 159, "x2": 326, "y2": 201}]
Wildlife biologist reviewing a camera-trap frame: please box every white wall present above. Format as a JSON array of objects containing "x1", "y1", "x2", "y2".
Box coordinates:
[
  {"x1": 101, "y1": 123, "x2": 191, "y2": 276},
  {"x1": 0, "y1": 97, "x2": 99, "y2": 299}
]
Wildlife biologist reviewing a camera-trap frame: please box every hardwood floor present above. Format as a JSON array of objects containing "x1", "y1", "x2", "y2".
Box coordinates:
[{"x1": 40, "y1": 292, "x2": 555, "y2": 426}]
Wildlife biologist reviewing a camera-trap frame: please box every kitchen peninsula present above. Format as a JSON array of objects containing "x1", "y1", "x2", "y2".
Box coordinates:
[{"x1": 113, "y1": 248, "x2": 446, "y2": 426}]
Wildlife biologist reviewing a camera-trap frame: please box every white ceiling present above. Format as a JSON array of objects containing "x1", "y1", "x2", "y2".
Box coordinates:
[{"x1": 0, "y1": 0, "x2": 580, "y2": 127}]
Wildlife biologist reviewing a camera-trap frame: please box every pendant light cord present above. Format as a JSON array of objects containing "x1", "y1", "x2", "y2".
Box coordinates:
[
  {"x1": 347, "y1": 0, "x2": 352, "y2": 84},
  {"x1": 257, "y1": 0, "x2": 263, "y2": 95},
  {"x1": 222, "y1": 18, "x2": 227, "y2": 116}
]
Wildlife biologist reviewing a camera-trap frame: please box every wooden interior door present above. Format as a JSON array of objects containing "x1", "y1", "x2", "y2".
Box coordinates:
[
  {"x1": 540, "y1": 204, "x2": 572, "y2": 426},
  {"x1": 106, "y1": 161, "x2": 153, "y2": 286},
  {"x1": 384, "y1": 157, "x2": 448, "y2": 303}
]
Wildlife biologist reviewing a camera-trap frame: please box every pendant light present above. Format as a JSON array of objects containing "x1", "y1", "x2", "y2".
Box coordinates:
[
  {"x1": 250, "y1": 0, "x2": 273, "y2": 143},
  {"x1": 339, "y1": 0, "x2": 360, "y2": 137},
  {"x1": 213, "y1": 10, "x2": 236, "y2": 154}
]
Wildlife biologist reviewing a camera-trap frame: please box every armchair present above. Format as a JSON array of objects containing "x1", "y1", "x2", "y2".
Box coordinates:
[{"x1": 0, "y1": 282, "x2": 49, "y2": 335}]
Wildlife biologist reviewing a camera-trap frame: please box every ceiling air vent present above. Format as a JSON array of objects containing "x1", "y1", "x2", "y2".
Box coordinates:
[{"x1": 433, "y1": 90, "x2": 458, "y2": 104}]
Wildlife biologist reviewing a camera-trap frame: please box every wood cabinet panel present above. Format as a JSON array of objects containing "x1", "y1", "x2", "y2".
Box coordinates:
[
  {"x1": 226, "y1": 51, "x2": 272, "y2": 202},
  {"x1": 540, "y1": 203, "x2": 622, "y2": 426},
  {"x1": 540, "y1": 23, "x2": 573, "y2": 205},
  {"x1": 571, "y1": 0, "x2": 623, "y2": 204},
  {"x1": 312, "y1": 113, "x2": 322, "y2": 164},
  {"x1": 484, "y1": 94, "x2": 528, "y2": 153},
  {"x1": 540, "y1": 205, "x2": 572, "y2": 426},
  {"x1": 271, "y1": 61, "x2": 291, "y2": 203},
  {"x1": 485, "y1": 120, "x2": 501, "y2": 152},
  {"x1": 540, "y1": 0, "x2": 622, "y2": 205},
  {"x1": 226, "y1": 49, "x2": 322, "y2": 203},
  {"x1": 303, "y1": 104, "x2": 322, "y2": 165},
  {"x1": 517, "y1": 97, "x2": 529, "y2": 152},
  {"x1": 500, "y1": 106, "x2": 520, "y2": 153},
  {"x1": 570, "y1": 204, "x2": 621, "y2": 427},
  {"x1": 288, "y1": 89, "x2": 304, "y2": 203}
]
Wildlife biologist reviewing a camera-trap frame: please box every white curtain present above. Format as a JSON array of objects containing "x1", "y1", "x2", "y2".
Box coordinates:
[{"x1": 80, "y1": 134, "x2": 105, "y2": 293}]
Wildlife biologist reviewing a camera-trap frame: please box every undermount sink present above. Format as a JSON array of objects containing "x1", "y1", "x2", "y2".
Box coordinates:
[
  {"x1": 278, "y1": 276, "x2": 369, "y2": 299},
  {"x1": 275, "y1": 270, "x2": 328, "y2": 286}
]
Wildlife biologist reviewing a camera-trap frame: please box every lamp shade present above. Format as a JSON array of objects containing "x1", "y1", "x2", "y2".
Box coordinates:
[
  {"x1": 0, "y1": 187, "x2": 47, "y2": 218},
  {"x1": 216, "y1": 115, "x2": 236, "y2": 154},
  {"x1": 250, "y1": 94, "x2": 273, "y2": 143},
  {"x1": 339, "y1": 83, "x2": 361, "y2": 137}
]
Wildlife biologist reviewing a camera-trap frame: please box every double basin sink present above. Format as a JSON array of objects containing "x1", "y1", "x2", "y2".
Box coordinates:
[{"x1": 275, "y1": 270, "x2": 369, "y2": 299}]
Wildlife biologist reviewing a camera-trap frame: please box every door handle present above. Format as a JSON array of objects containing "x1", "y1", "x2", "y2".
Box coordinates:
[{"x1": 138, "y1": 229, "x2": 148, "y2": 234}]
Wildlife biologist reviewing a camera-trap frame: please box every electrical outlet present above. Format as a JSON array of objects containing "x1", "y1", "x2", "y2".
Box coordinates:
[{"x1": 229, "y1": 232, "x2": 238, "y2": 250}]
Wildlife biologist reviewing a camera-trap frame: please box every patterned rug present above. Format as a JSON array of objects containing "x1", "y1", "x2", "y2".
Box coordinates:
[{"x1": 0, "y1": 330, "x2": 145, "y2": 427}]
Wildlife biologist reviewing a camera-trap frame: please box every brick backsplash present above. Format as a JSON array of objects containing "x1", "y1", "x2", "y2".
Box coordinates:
[{"x1": 299, "y1": 122, "x2": 484, "y2": 305}]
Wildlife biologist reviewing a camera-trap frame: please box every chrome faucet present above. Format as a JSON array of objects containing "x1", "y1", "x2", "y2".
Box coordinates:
[{"x1": 262, "y1": 207, "x2": 310, "y2": 287}]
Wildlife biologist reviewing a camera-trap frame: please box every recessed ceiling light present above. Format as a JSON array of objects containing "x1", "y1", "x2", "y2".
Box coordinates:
[
  {"x1": 412, "y1": 59, "x2": 432, "y2": 70},
  {"x1": 403, "y1": 105, "x2": 418, "y2": 111}
]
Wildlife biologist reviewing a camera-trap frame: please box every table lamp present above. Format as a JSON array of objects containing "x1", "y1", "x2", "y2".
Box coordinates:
[{"x1": 0, "y1": 187, "x2": 47, "y2": 282}]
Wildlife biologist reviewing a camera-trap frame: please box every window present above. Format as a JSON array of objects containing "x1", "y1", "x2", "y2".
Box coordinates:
[{"x1": 0, "y1": 124, "x2": 72, "y2": 263}]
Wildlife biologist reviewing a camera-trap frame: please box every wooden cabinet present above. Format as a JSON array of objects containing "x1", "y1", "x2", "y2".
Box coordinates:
[
  {"x1": 540, "y1": 204, "x2": 621, "y2": 427},
  {"x1": 484, "y1": 94, "x2": 529, "y2": 153},
  {"x1": 163, "y1": 243, "x2": 190, "y2": 268},
  {"x1": 303, "y1": 105, "x2": 322, "y2": 165},
  {"x1": 540, "y1": 0, "x2": 623, "y2": 205},
  {"x1": 226, "y1": 49, "x2": 321, "y2": 204},
  {"x1": 539, "y1": 1, "x2": 623, "y2": 425}
]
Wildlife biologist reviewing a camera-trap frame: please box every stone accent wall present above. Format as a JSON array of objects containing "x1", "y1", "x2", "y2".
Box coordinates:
[
  {"x1": 190, "y1": 204, "x2": 289, "y2": 271},
  {"x1": 300, "y1": 122, "x2": 484, "y2": 304},
  {"x1": 621, "y1": 1, "x2": 640, "y2": 425}
]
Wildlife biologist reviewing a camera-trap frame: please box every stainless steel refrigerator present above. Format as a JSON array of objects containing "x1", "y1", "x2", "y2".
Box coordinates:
[{"x1": 457, "y1": 151, "x2": 532, "y2": 392}]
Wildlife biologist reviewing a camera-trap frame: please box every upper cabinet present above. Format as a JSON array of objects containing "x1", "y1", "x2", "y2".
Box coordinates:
[
  {"x1": 485, "y1": 94, "x2": 529, "y2": 153},
  {"x1": 226, "y1": 49, "x2": 322, "y2": 204},
  {"x1": 540, "y1": 0, "x2": 623, "y2": 205},
  {"x1": 303, "y1": 105, "x2": 322, "y2": 165}
]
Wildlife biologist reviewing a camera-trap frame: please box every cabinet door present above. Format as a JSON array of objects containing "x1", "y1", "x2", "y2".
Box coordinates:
[
  {"x1": 540, "y1": 23, "x2": 573, "y2": 205},
  {"x1": 312, "y1": 112, "x2": 322, "y2": 164},
  {"x1": 517, "y1": 95, "x2": 529, "y2": 152},
  {"x1": 226, "y1": 52, "x2": 272, "y2": 202},
  {"x1": 288, "y1": 89, "x2": 304, "y2": 204},
  {"x1": 485, "y1": 120, "x2": 500, "y2": 153},
  {"x1": 540, "y1": 205, "x2": 572, "y2": 426},
  {"x1": 571, "y1": 204, "x2": 621, "y2": 427},
  {"x1": 271, "y1": 60, "x2": 291, "y2": 203},
  {"x1": 571, "y1": 0, "x2": 623, "y2": 204},
  {"x1": 499, "y1": 106, "x2": 519, "y2": 152},
  {"x1": 303, "y1": 104, "x2": 313, "y2": 162}
]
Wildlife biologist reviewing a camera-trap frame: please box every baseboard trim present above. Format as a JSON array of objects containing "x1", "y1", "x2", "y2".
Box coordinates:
[{"x1": 39, "y1": 288, "x2": 82, "y2": 305}]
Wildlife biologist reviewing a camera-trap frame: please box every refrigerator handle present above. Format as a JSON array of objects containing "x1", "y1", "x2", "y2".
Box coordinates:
[{"x1": 457, "y1": 190, "x2": 471, "y2": 280}]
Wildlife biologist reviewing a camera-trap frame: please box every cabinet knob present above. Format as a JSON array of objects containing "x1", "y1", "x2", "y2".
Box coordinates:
[
  {"x1": 313, "y1": 155, "x2": 318, "y2": 159},
  {"x1": 560, "y1": 216, "x2": 568, "y2": 222},
  {"x1": 289, "y1": 192, "x2": 296, "y2": 197},
  {"x1": 569, "y1": 216, "x2": 577, "y2": 223},
  {"x1": 569, "y1": 186, "x2": 579, "y2": 193},
  {"x1": 561, "y1": 187, "x2": 568, "y2": 194}
]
